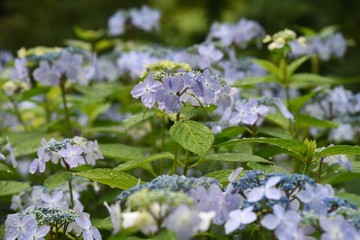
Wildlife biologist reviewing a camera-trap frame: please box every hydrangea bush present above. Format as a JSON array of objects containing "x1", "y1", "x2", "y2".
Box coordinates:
[{"x1": 1, "y1": 4, "x2": 360, "y2": 240}]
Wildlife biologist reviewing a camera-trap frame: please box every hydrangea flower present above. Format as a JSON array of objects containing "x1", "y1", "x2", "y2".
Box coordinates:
[
  {"x1": 75, "y1": 215, "x2": 102, "y2": 240},
  {"x1": 224, "y1": 206, "x2": 257, "y2": 234},
  {"x1": 130, "y1": 75, "x2": 163, "y2": 108},
  {"x1": 54, "y1": 51, "x2": 83, "y2": 80},
  {"x1": 5, "y1": 214, "x2": 38, "y2": 240},
  {"x1": 247, "y1": 176, "x2": 282, "y2": 202},
  {"x1": 104, "y1": 202, "x2": 121, "y2": 235},
  {"x1": 108, "y1": 11, "x2": 126, "y2": 36},
  {"x1": 12, "y1": 58, "x2": 29, "y2": 82},
  {"x1": 157, "y1": 75, "x2": 185, "y2": 113},
  {"x1": 32, "y1": 61, "x2": 61, "y2": 86},
  {"x1": 320, "y1": 215, "x2": 360, "y2": 240},
  {"x1": 261, "y1": 204, "x2": 301, "y2": 230},
  {"x1": 130, "y1": 5, "x2": 161, "y2": 32},
  {"x1": 58, "y1": 143, "x2": 85, "y2": 168},
  {"x1": 197, "y1": 43, "x2": 223, "y2": 69}
]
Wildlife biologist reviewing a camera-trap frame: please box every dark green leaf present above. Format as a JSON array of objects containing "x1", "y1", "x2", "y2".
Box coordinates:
[
  {"x1": 258, "y1": 127, "x2": 292, "y2": 139},
  {"x1": 99, "y1": 144, "x2": 144, "y2": 161},
  {"x1": 204, "y1": 153, "x2": 272, "y2": 164},
  {"x1": 170, "y1": 120, "x2": 214, "y2": 156},
  {"x1": 232, "y1": 76, "x2": 278, "y2": 87},
  {"x1": 203, "y1": 169, "x2": 234, "y2": 184},
  {"x1": 216, "y1": 138, "x2": 307, "y2": 160},
  {"x1": 115, "y1": 152, "x2": 174, "y2": 171},
  {"x1": 76, "y1": 168, "x2": 139, "y2": 189},
  {"x1": 44, "y1": 172, "x2": 73, "y2": 190},
  {"x1": 0, "y1": 181, "x2": 31, "y2": 196},
  {"x1": 315, "y1": 145, "x2": 360, "y2": 160},
  {"x1": 247, "y1": 162, "x2": 287, "y2": 173},
  {"x1": 295, "y1": 114, "x2": 338, "y2": 128},
  {"x1": 287, "y1": 56, "x2": 310, "y2": 77},
  {"x1": 92, "y1": 217, "x2": 113, "y2": 230},
  {"x1": 336, "y1": 192, "x2": 360, "y2": 207},
  {"x1": 252, "y1": 59, "x2": 281, "y2": 79},
  {"x1": 122, "y1": 111, "x2": 155, "y2": 129}
]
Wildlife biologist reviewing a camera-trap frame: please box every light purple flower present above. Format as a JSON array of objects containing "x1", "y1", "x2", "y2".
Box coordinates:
[
  {"x1": 165, "y1": 205, "x2": 201, "y2": 240},
  {"x1": 157, "y1": 75, "x2": 185, "y2": 113},
  {"x1": 104, "y1": 201, "x2": 121, "y2": 235},
  {"x1": 5, "y1": 214, "x2": 38, "y2": 240},
  {"x1": 224, "y1": 206, "x2": 257, "y2": 234},
  {"x1": 84, "y1": 140, "x2": 103, "y2": 166},
  {"x1": 41, "y1": 191, "x2": 67, "y2": 209},
  {"x1": 108, "y1": 11, "x2": 126, "y2": 36},
  {"x1": 58, "y1": 144, "x2": 85, "y2": 168},
  {"x1": 130, "y1": 5, "x2": 161, "y2": 32},
  {"x1": 197, "y1": 44, "x2": 223, "y2": 69},
  {"x1": 199, "y1": 69, "x2": 221, "y2": 105},
  {"x1": 247, "y1": 176, "x2": 282, "y2": 202},
  {"x1": 12, "y1": 58, "x2": 29, "y2": 82},
  {"x1": 320, "y1": 215, "x2": 360, "y2": 240},
  {"x1": 130, "y1": 75, "x2": 162, "y2": 108},
  {"x1": 75, "y1": 215, "x2": 102, "y2": 240},
  {"x1": 34, "y1": 226, "x2": 51, "y2": 240},
  {"x1": 261, "y1": 204, "x2": 301, "y2": 230},
  {"x1": 33, "y1": 61, "x2": 61, "y2": 86},
  {"x1": 54, "y1": 51, "x2": 83, "y2": 80}
]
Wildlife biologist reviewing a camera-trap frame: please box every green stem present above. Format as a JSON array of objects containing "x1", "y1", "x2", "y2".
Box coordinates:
[
  {"x1": 182, "y1": 149, "x2": 190, "y2": 176},
  {"x1": 64, "y1": 161, "x2": 75, "y2": 208},
  {"x1": 311, "y1": 56, "x2": 320, "y2": 74},
  {"x1": 8, "y1": 96, "x2": 29, "y2": 132},
  {"x1": 59, "y1": 76, "x2": 73, "y2": 137},
  {"x1": 172, "y1": 113, "x2": 180, "y2": 174},
  {"x1": 317, "y1": 158, "x2": 324, "y2": 183},
  {"x1": 303, "y1": 160, "x2": 310, "y2": 175}
]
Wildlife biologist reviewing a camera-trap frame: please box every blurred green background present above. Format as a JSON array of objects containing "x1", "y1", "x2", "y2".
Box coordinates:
[{"x1": 0, "y1": 0, "x2": 359, "y2": 76}]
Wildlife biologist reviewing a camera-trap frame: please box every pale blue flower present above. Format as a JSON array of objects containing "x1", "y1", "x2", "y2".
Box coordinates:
[
  {"x1": 5, "y1": 214, "x2": 38, "y2": 240},
  {"x1": 261, "y1": 204, "x2": 300, "y2": 230},
  {"x1": 130, "y1": 75, "x2": 162, "y2": 108},
  {"x1": 117, "y1": 51, "x2": 158, "y2": 79},
  {"x1": 200, "y1": 69, "x2": 222, "y2": 105},
  {"x1": 157, "y1": 75, "x2": 185, "y2": 113},
  {"x1": 104, "y1": 201, "x2": 121, "y2": 235},
  {"x1": 33, "y1": 61, "x2": 61, "y2": 86},
  {"x1": 108, "y1": 11, "x2": 126, "y2": 36},
  {"x1": 54, "y1": 51, "x2": 83, "y2": 80},
  {"x1": 130, "y1": 5, "x2": 161, "y2": 32},
  {"x1": 75, "y1": 215, "x2": 102, "y2": 240},
  {"x1": 247, "y1": 176, "x2": 282, "y2": 202},
  {"x1": 320, "y1": 215, "x2": 360, "y2": 240},
  {"x1": 33, "y1": 226, "x2": 50, "y2": 240},
  {"x1": 12, "y1": 58, "x2": 29, "y2": 82},
  {"x1": 197, "y1": 43, "x2": 223, "y2": 69},
  {"x1": 224, "y1": 206, "x2": 257, "y2": 234},
  {"x1": 165, "y1": 205, "x2": 200, "y2": 240},
  {"x1": 58, "y1": 144, "x2": 85, "y2": 168}
]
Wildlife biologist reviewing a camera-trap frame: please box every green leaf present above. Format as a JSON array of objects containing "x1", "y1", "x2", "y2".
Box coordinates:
[
  {"x1": 258, "y1": 127, "x2": 292, "y2": 139},
  {"x1": 115, "y1": 152, "x2": 174, "y2": 171},
  {"x1": 295, "y1": 114, "x2": 338, "y2": 128},
  {"x1": 0, "y1": 163, "x2": 14, "y2": 174},
  {"x1": 216, "y1": 138, "x2": 307, "y2": 160},
  {"x1": 44, "y1": 172, "x2": 73, "y2": 190},
  {"x1": 76, "y1": 169, "x2": 139, "y2": 189},
  {"x1": 323, "y1": 172, "x2": 360, "y2": 185},
  {"x1": 204, "y1": 153, "x2": 273, "y2": 164},
  {"x1": 170, "y1": 120, "x2": 214, "y2": 156},
  {"x1": 73, "y1": 25, "x2": 105, "y2": 41},
  {"x1": 287, "y1": 56, "x2": 310, "y2": 77},
  {"x1": 122, "y1": 111, "x2": 155, "y2": 130},
  {"x1": 289, "y1": 89, "x2": 321, "y2": 113},
  {"x1": 99, "y1": 144, "x2": 144, "y2": 161},
  {"x1": 314, "y1": 145, "x2": 360, "y2": 160},
  {"x1": 78, "y1": 103, "x2": 111, "y2": 124},
  {"x1": 203, "y1": 169, "x2": 234, "y2": 184},
  {"x1": 247, "y1": 162, "x2": 287, "y2": 173},
  {"x1": 92, "y1": 217, "x2": 113, "y2": 230},
  {"x1": 252, "y1": 59, "x2": 281, "y2": 79},
  {"x1": 336, "y1": 192, "x2": 360, "y2": 207},
  {"x1": 232, "y1": 76, "x2": 278, "y2": 87},
  {"x1": 153, "y1": 229, "x2": 177, "y2": 240},
  {"x1": 290, "y1": 73, "x2": 335, "y2": 88},
  {"x1": 7, "y1": 133, "x2": 54, "y2": 158},
  {"x1": 0, "y1": 181, "x2": 31, "y2": 196},
  {"x1": 74, "y1": 83, "x2": 118, "y2": 104}
]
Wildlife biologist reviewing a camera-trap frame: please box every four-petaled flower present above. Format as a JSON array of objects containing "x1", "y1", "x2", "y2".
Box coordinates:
[
  {"x1": 58, "y1": 144, "x2": 85, "y2": 168},
  {"x1": 130, "y1": 75, "x2": 163, "y2": 108}
]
